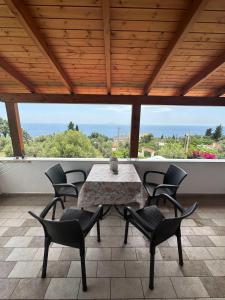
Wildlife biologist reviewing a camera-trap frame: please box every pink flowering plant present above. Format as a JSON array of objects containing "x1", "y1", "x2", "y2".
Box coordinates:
[{"x1": 191, "y1": 150, "x2": 217, "y2": 159}]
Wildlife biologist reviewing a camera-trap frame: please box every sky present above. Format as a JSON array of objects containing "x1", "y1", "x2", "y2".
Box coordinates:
[{"x1": 0, "y1": 102, "x2": 224, "y2": 126}]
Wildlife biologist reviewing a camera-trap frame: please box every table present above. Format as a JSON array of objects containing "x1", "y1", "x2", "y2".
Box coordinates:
[{"x1": 78, "y1": 164, "x2": 148, "y2": 214}]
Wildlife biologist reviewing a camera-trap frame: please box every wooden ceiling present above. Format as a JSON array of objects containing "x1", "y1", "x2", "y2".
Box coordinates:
[{"x1": 0, "y1": 0, "x2": 225, "y2": 97}]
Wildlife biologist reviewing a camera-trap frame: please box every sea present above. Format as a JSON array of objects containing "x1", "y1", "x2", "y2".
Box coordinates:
[{"x1": 21, "y1": 123, "x2": 213, "y2": 138}]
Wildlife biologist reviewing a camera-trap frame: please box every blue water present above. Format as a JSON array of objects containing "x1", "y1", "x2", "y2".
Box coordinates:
[{"x1": 22, "y1": 123, "x2": 212, "y2": 138}]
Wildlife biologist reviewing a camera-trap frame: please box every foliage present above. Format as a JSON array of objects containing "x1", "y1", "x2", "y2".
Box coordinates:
[
  {"x1": 89, "y1": 132, "x2": 112, "y2": 158},
  {"x1": 112, "y1": 142, "x2": 129, "y2": 158},
  {"x1": 156, "y1": 141, "x2": 187, "y2": 159},
  {"x1": 213, "y1": 124, "x2": 223, "y2": 141},
  {"x1": 0, "y1": 117, "x2": 9, "y2": 137},
  {"x1": 67, "y1": 121, "x2": 75, "y2": 131},
  {"x1": 205, "y1": 128, "x2": 212, "y2": 137},
  {"x1": 140, "y1": 133, "x2": 154, "y2": 144},
  {"x1": 25, "y1": 130, "x2": 100, "y2": 158}
]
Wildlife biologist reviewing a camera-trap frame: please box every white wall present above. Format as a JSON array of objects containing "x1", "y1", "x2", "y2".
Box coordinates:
[{"x1": 0, "y1": 158, "x2": 225, "y2": 195}]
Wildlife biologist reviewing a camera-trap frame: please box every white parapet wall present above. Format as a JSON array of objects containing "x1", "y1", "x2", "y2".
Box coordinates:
[{"x1": 0, "y1": 157, "x2": 225, "y2": 195}]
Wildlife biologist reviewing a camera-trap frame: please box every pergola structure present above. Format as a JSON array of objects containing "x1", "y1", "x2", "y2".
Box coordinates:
[{"x1": 0, "y1": 0, "x2": 225, "y2": 157}]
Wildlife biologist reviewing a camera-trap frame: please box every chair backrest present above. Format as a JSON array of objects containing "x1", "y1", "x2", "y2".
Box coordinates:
[
  {"x1": 29, "y1": 211, "x2": 84, "y2": 248},
  {"x1": 163, "y1": 164, "x2": 187, "y2": 186},
  {"x1": 152, "y1": 202, "x2": 197, "y2": 245},
  {"x1": 45, "y1": 164, "x2": 67, "y2": 184}
]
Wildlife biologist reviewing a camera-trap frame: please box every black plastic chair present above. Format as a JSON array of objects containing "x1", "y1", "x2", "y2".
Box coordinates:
[
  {"x1": 45, "y1": 163, "x2": 87, "y2": 202},
  {"x1": 29, "y1": 197, "x2": 102, "y2": 291},
  {"x1": 124, "y1": 193, "x2": 197, "y2": 289},
  {"x1": 143, "y1": 164, "x2": 187, "y2": 205}
]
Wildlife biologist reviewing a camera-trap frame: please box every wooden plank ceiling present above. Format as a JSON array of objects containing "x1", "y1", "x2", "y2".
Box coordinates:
[{"x1": 0, "y1": 0, "x2": 224, "y2": 97}]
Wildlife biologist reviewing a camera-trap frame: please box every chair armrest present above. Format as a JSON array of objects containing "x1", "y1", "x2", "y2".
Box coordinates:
[
  {"x1": 124, "y1": 206, "x2": 155, "y2": 232},
  {"x1": 143, "y1": 170, "x2": 165, "y2": 184},
  {"x1": 64, "y1": 169, "x2": 87, "y2": 181},
  {"x1": 152, "y1": 183, "x2": 179, "y2": 196},
  {"x1": 83, "y1": 205, "x2": 103, "y2": 234},
  {"x1": 53, "y1": 183, "x2": 78, "y2": 195},
  {"x1": 39, "y1": 197, "x2": 64, "y2": 219},
  {"x1": 155, "y1": 194, "x2": 184, "y2": 213}
]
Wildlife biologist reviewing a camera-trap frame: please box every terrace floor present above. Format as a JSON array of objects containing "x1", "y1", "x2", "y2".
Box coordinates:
[{"x1": 0, "y1": 194, "x2": 225, "y2": 299}]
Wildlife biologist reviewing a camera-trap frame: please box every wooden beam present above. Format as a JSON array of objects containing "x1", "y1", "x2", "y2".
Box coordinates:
[
  {"x1": 1, "y1": 93, "x2": 225, "y2": 106},
  {"x1": 102, "y1": 0, "x2": 111, "y2": 94},
  {"x1": 130, "y1": 104, "x2": 141, "y2": 158},
  {"x1": 181, "y1": 52, "x2": 225, "y2": 95},
  {"x1": 5, "y1": 102, "x2": 24, "y2": 157},
  {"x1": 144, "y1": 0, "x2": 208, "y2": 95},
  {"x1": 214, "y1": 86, "x2": 225, "y2": 97},
  {"x1": 4, "y1": 0, "x2": 73, "y2": 94},
  {"x1": 0, "y1": 57, "x2": 34, "y2": 93}
]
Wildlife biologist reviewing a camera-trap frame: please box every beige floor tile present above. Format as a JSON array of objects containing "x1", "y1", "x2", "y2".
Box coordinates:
[
  {"x1": 200, "y1": 277, "x2": 225, "y2": 298},
  {"x1": 181, "y1": 260, "x2": 212, "y2": 276},
  {"x1": 142, "y1": 277, "x2": 176, "y2": 298},
  {"x1": 0, "y1": 227, "x2": 9, "y2": 236},
  {"x1": 10, "y1": 278, "x2": 50, "y2": 299},
  {"x1": 43, "y1": 261, "x2": 71, "y2": 278},
  {"x1": 3, "y1": 219, "x2": 25, "y2": 227},
  {"x1": 209, "y1": 236, "x2": 225, "y2": 246},
  {"x1": 0, "y1": 278, "x2": 19, "y2": 299},
  {"x1": 97, "y1": 260, "x2": 125, "y2": 277},
  {"x1": 159, "y1": 247, "x2": 188, "y2": 260},
  {"x1": 28, "y1": 237, "x2": 45, "y2": 248},
  {"x1": 0, "y1": 261, "x2": 16, "y2": 278},
  {"x1": 171, "y1": 277, "x2": 209, "y2": 298},
  {"x1": 184, "y1": 247, "x2": 213, "y2": 260},
  {"x1": 45, "y1": 278, "x2": 80, "y2": 299},
  {"x1": 68, "y1": 261, "x2": 97, "y2": 277},
  {"x1": 3, "y1": 227, "x2": 29, "y2": 237},
  {"x1": 180, "y1": 227, "x2": 194, "y2": 235},
  {"x1": 187, "y1": 235, "x2": 215, "y2": 246},
  {"x1": 101, "y1": 218, "x2": 122, "y2": 227},
  {"x1": 212, "y1": 219, "x2": 225, "y2": 226},
  {"x1": 0, "y1": 237, "x2": 10, "y2": 247},
  {"x1": 25, "y1": 227, "x2": 44, "y2": 237},
  {"x1": 155, "y1": 261, "x2": 183, "y2": 276},
  {"x1": 125, "y1": 260, "x2": 149, "y2": 277},
  {"x1": 0, "y1": 219, "x2": 7, "y2": 226},
  {"x1": 90, "y1": 226, "x2": 126, "y2": 236},
  {"x1": 191, "y1": 226, "x2": 216, "y2": 235},
  {"x1": 111, "y1": 278, "x2": 143, "y2": 299},
  {"x1": 205, "y1": 260, "x2": 225, "y2": 276},
  {"x1": 8, "y1": 261, "x2": 42, "y2": 278},
  {"x1": 59, "y1": 248, "x2": 80, "y2": 261},
  {"x1": 4, "y1": 236, "x2": 32, "y2": 248},
  {"x1": 6, "y1": 248, "x2": 38, "y2": 261},
  {"x1": 181, "y1": 219, "x2": 197, "y2": 226},
  {"x1": 86, "y1": 248, "x2": 111, "y2": 260},
  {"x1": 167, "y1": 236, "x2": 191, "y2": 247},
  {"x1": 0, "y1": 248, "x2": 12, "y2": 261},
  {"x1": 136, "y1": 247, "x2": 162, "y2": 260},
  {"x1": 111, "y1": 247, "x2": 136, "y2": 260},
  {"x1": 78, "y1": 278, "x2": 110, "y2": 299},
  {"x1": 207, "y1": 247, "x2": 225, "y2": 259},
  {"x1": 33, "y1": 247, "x2": 62, "y2": 261}
]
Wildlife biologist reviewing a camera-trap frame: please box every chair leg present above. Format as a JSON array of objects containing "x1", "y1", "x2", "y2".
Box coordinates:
[
  {"x1": 149, "y1": 245, "x2": 155, "y2": 289},
  {"x1": 177, "y1": 230, "x2": 183, "y2": 266},
  {"x1": 97, "y1": 220, "x2": 101, "y2": 242},
  {"x1": 52, "y1": 203, "x2": 56, "y2": 220},
  {"x1": 63, "y1": 196, "x2": 66, "y2": 202},
  {"x1": 80, "y1": 254, "x2": 87, "y2": 291},
  {"x1": 124, "y1": 220, "x2": 129, "y2": 244},
  {"x1": 42, "y1": 238, "x2": 50, "y2": 278}
]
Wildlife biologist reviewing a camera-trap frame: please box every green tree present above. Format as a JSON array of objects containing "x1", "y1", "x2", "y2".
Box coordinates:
[
  {"x1": 213, "y1": 125, "x2": 223, "y2": 141},
  {"x1": 23, "y1": 129, "x2": 32, "y2": 143},
  {"x1": 0, "y1": 118, "x2": 9, "y2": 137},
  {"x1": 75, "y1": 124, "x2": 79, "y2": 131},
  {"x1": 67, "y1": 121, "x2": 75, "y2": 131},
  {"x1": 205, "y1": 128, "x2": 212, "y2": 137},
  {"x1": 140, "y1": 133, "x2": 154, "y2": 144},
  {"x1": 156, "y1": 141, "x2": 186, "y2": 159}
]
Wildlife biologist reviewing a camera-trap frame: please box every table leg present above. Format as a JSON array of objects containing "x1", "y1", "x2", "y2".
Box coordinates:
[{"x1": 114, "y1": 205, "x2": 125, "y2": 218}]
